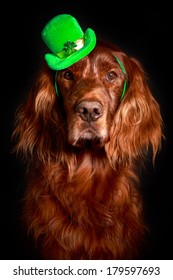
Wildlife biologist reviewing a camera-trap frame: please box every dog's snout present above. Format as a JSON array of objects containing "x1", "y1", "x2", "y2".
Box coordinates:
[{"x1": 76, "y1": 101, "x2": 103, "y2": 122}]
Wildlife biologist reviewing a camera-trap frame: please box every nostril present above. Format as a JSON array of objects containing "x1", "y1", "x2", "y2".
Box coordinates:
[
  {"x1": 92, "y1": 106, "x2": 102, "y2": 120},
  {"x1": 93, "y1": 107, "x2": 101, "y2": 116},
  {"x1": 78, "y1": 107, "x2": 88, "y2": 115},
  {"x1": 76, "y1": 101, "x2": 103, "y2": 122}
]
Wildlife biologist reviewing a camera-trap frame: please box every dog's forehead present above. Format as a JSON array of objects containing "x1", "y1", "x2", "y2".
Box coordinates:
[
  {"x1": 69, "y1": 48, "x2": 121, "y2": 77},
  {"x1": 90, "y1": 49, "x2": 121, "y2": 71}
]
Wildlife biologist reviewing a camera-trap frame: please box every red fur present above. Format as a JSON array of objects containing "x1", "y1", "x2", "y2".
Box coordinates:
[{"x1": 12, "y1": 40, "x2": 163, "y2": 259}]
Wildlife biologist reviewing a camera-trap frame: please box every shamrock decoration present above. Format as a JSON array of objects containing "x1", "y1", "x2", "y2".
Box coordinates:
[{"x1": 63, "y1": 41, "x2": 77, "y2": 55}]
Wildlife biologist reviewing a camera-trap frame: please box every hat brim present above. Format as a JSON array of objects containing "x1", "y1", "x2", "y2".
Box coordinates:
[{"x1": 44, "y1": 28, "x2": 96, "y2": 70}]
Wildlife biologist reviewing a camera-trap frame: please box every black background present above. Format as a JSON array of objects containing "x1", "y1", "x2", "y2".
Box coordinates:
[{"x1": 1, "y1": 2, "x2": 173, "y2": 259}]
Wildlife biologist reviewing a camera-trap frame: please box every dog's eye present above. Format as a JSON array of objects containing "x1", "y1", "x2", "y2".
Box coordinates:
[
  {"x1": 63, "y1": 71, "x2": 74, "y2": 80},
  {"x1": 106, "y1": 71, "x2": 117, "y2": 82}
]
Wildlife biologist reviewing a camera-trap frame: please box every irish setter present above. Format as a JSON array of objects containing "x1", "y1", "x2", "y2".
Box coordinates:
[{"x1": 12, "y1": 40, "x2": 163, "y2": 260}]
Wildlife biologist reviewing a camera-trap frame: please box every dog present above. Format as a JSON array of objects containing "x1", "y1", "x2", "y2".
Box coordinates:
[{"x1": 12, "y1": 31, "x2": 163, "y2": 259}]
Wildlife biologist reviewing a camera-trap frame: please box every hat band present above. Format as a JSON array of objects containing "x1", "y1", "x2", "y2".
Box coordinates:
[
  {"x1": 56, "y1": 38, "x2": 84, "y2": 59},
  {"x1": 115, "y1": 56, "x2": 127, "y2": 101}
]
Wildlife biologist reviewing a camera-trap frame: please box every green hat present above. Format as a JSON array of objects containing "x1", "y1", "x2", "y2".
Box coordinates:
[{"x1": 41, "y1": 14, "x2": 97, "y2": 70}]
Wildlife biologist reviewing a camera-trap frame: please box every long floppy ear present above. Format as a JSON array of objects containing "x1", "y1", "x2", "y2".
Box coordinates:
[
  {"x1": 105, "y1": 56, "x2": 163, "y2": 167},
  {"x1": 12, "y1": 65, "x2": 66, "y2": 163}
]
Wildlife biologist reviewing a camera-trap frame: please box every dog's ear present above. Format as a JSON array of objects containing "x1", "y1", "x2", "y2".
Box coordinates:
[
  {"x1": 105, "y1": 56, "x2": 163, "y2": 167},
  {"x1": 12, "y1": 66, "x2": 65, "y2": 163}
]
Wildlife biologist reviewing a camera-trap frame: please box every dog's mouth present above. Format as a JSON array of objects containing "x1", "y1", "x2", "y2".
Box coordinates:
[
  {"x1": 76, "y1": 137, "x2": 102, "y2": 149},
  {"x1": 71, "y1": 129, "x2": 105, "y2": 149}
]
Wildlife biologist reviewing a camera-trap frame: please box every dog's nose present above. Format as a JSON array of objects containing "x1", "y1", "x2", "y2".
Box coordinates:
[{"x1": 76, "y1": 101, "x2": 103, "y2": 122}]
